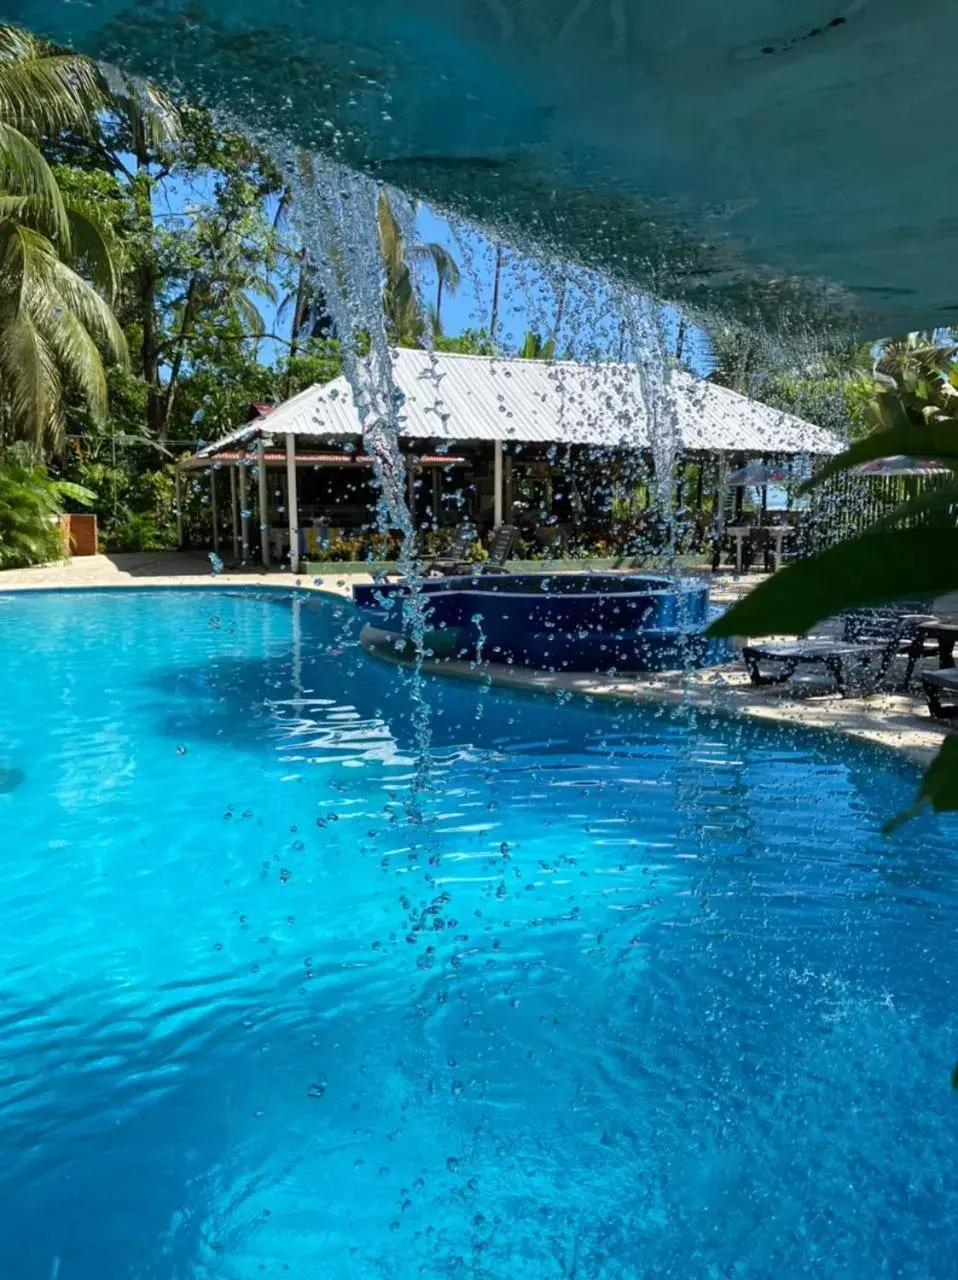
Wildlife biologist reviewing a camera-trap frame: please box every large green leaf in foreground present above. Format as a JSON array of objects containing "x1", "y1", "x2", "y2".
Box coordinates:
[
  {"x1": 708, "y1": 530, "x2": 958, "y2": 638},
  {"x1": 708, "y1": 530, "x2": 958, "y2": 831},
  {"x1": 885, "y1": 735, "x2": 958, "y2": 832}
]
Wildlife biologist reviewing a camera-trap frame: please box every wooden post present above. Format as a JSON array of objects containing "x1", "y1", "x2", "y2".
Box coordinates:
[
  {"x1": 239, "y1": 463, "x2": 250, "y2": 563},
  {"x1": 431, "y1": 466, "x2": 441, "y2": 526},
  {"x1": 210, "y1": 468, "x2": 220, "y2": 554},
  {"x1": 230, "y1": 465, "x2": 240, "y2": 563},
  {"x1": 493, "y1": 439, "x2": 503, "y2": 528},
  {"x1": 407, "y1": 458, "x2": 417, "y2": 523},
  {"x1": 257, "y1": 436, "x2": 270, "y2": 568},
  {"x1": 174, "y1": 465, "x2": 184, "y2": 548},
  {"x1": 286, "y1": 432, "x2": 300, "y2": 574}
]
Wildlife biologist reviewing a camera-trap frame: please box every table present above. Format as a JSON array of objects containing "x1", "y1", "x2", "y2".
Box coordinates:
[
  {"x1": 724, "y1": 525, "x2": 750, "y2": 574},
  {"x1": 903, "y1": 620, "x2": 958, "y2": 686},
  {"x1": 765, "y1": 526, "x2": 792, "y2": 573},
  {"x1": 724, "y1": 525, "x2": 793, "y2": 574}
]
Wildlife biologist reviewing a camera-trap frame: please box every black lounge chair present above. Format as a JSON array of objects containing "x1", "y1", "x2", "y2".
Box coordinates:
[
  {"x1": 420, "y1": 524, "x2": 478, "y2": 576},
  {"x1": 922, "y1": 669, "x2": 958, "y2": 719},
  {"x1": 742, "y1": 608, "x2": 937, "y2": 697},
  {"x1": 742, "y1": 639, "x2": 884, "y2": 697},
  {"x1": 425, "y1": 523, "x2": 517, "y2": 577}
]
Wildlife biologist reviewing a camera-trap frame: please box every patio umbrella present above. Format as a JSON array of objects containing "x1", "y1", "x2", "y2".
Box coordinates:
[
  {"x1": 725, "y1": 461, "x2": 792, "y2": 486},
  {"x1": 851, "y1": 455, "x2": 952, "y2": 477}
]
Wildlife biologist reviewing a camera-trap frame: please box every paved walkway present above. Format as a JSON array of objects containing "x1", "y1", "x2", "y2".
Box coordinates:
[{"x1": 0, "y1": 552, "x2": 948, "y2": 766}]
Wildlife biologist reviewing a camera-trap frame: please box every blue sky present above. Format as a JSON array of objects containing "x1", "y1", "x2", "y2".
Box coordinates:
[{"x1": 155, "y1": 166, "x2": 713, "y2": 377}]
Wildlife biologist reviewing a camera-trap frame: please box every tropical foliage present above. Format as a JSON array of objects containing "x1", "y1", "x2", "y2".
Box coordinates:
[
  {"x1": 0, "y1": 26, "x2": 126, "y2": 452},
  {"x1": 711, "y1": 332, "x2": 958, "y2": 827},
  {"x1": 0, "y1": 444, "x2": 93, "y2": 567}
]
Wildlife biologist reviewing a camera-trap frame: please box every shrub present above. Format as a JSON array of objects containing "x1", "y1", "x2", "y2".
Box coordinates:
[{"x1": 0, "y1": 449, "x2": 95, "y2": 570}]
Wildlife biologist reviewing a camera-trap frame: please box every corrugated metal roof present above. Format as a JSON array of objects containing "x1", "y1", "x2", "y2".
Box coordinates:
[
  {"x1": 182, "y1": 450, "x2": 467, "y2": 471},
  {"x1": 196, "y1": 349, "x2": 844, "y2": 459}
]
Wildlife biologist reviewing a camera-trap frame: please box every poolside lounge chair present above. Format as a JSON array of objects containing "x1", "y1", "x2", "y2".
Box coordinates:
[
  {"x1": 420, "y1": 525, "x2": 478, "y2": 576},
  {"x1": 922, "y1": 669, "x2": 958, "y2": 719},
  {"x1": 426, "y1": 523, "x2": 517, "y2": 577},
  {"x1": 742, "y1": 609, "x2": 936, "y2": 697}
]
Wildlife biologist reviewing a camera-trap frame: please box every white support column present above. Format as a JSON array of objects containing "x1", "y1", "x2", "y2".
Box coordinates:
[
  {"x1": 174, "y1": 465, "x2": 184, "y2": 548},
  {"x1": 210, "y1": 467, "x2": 220, "y2": 554},
  {"x1": 239, "y1": 463, "x2": 250, "y2": 563},
  {"x1": 493, "y1": 439, "x2": 503, "y2": 529},
  {"x1": 257, "y1": 436, "x2": 270, "y2": 568},
  {"x1": 714, "y1": 452, "x2": 728, "y2": 533},
  {"x1": 230, "y1": 465, "x2": 240, "y2": 563},
  {"x1": 285, "y1": 432, "x2": 300, "y2": 574}
]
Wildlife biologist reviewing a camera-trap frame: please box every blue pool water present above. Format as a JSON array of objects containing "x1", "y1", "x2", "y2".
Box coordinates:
[{"x1": 0, "y1": 588, "x2": 955, "y2": 1279}]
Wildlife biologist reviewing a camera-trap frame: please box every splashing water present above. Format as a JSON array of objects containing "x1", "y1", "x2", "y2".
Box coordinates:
[
  {"x1": 280, "y1": 151, "x2": 413, "y2": 548},
  {"x1": 277, "y1": 148, "x2": 437, "y2": 811}
]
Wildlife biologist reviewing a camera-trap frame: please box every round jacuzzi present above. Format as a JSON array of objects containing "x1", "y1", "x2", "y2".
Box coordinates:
[{"x1": 352, "y1": 572, "x2": 732, "y2": 673}]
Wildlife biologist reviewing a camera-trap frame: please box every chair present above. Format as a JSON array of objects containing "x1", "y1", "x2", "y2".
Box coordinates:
[
  {"x1": 420, "y1": 524, "x2": 478, "y2": 576},
  {"x1": 922, "y1": 669, "x2": 958, "y2": 719},
  {"x1": 742, "y1": 528, "x2": 772, "y2": 574},
  {"x1": 742, "y1": 608, "x2": 936, "y2": 697},
  {"x1": 423, "y1": 524, "x2": 517, "y2": 577}
]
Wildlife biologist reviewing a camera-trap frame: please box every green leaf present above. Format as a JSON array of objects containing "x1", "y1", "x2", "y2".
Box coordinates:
[
  {"x1": 801, "y1": 421, "x2": 958, "y2": 492},
  {"x1": 52, "y1": 480, "x2": 96, "y2": 506},
  {"x1": 883, "y1": 736, "x2": 958, "y2": 833},
  {"x1": 707, "y1": 530, "x2": 958, "y2": 638}
]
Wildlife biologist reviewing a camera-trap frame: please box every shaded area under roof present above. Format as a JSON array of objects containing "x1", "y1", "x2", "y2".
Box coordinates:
[{"x1": 194, "y1": 350, "x2": 843, "y2": 460}]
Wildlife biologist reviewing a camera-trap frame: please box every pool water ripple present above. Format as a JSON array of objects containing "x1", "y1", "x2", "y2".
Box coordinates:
[{"x1": 0, "y1": 588, "x2": 956, "y2": 1279}]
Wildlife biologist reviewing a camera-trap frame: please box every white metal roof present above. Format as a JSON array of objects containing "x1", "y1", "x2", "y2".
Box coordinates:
[{"x1": 196, "y1": 348, "x2": 843, "y2": 459}]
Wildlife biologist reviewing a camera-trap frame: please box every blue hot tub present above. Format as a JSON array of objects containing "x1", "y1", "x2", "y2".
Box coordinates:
[{"x1": 352, "y1": 573, "x2": 732, "y2": 673}]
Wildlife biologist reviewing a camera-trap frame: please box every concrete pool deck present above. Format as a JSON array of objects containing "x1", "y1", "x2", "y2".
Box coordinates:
[{"x1": 0, "y1": 551, "x2": 950, "y2": 768}]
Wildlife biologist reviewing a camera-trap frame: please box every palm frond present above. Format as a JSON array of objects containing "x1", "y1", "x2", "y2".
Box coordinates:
[
  {"x1": 0, "y1": 191, "x2": 59, "y2": 237},
  {"x1": 64, "y1": 199, "x2": 121, "y2": 299},
  {"x1": 33, "y1": 299, "x2": 109, "y2": 420},
  {"x1": 0, "y1": 307, "x2": 61, "y2": 448},
  {"x1": 0, "y1": 27, "x2": 104, "y2": 136},
  {"x1": 0, "y1": 121, "x2": 69, "y2": 247},
  {"x1": 232, "y1": 290, "x2": 266, "y2": 336},
  {"x1": 45, "y1": 255, "x2": 127, "y2": 362},
  {"x1": 411, "y1": 241, "x2": 461, "y2": 293},
  {"x1": 98, "y1": 62, "x2": 183, "y2": 153}
]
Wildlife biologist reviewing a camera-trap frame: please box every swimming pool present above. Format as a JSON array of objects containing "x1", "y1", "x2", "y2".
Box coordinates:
[{"x1": 0, "y1": 588, "x2": 955, "y2": 1279}]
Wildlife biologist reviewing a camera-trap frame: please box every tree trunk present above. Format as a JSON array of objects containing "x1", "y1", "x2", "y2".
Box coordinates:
[
  {"x1": 285, "y1": 254, "x2": 309, "y2": 398},
  {"x1": 435, "y1": 274, "x2": 444, "y2": 333},
  {"x1": 675, "y1": 316, "x2": 687, "y2": 362},
  {"x1": 489, "y1": 245, "x2": 503, "y2": 343},
  {"x1": 161, "y1": 275, "x2": 201, "y2": 428},
  {"x1": 554, "y1": 279, "x2": 567, "y2": 335},
  {"x1": 131, "y1": 166, "x2": 164, "y2": 437}
]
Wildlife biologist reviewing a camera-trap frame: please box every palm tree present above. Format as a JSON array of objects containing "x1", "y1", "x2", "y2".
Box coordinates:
[
  {"x1": 0, "y1": 26, "x2": 125, "y2": 451},
  {"x1": 94, "y1": 68, "x2": 182, "y2": 437},
  {"x1": 376, "y1": 191, "x2": 424, "y2": 346},
  {"x1": 517, "y1": 330, "x2": 556, "y2": 360},
  {"x1": 873, "y1": 330, "x2": 956, "y2": 384},
  {"x1": 422, "y1": 242, "x2": 460, "y2": 334},
  {"x1": 704, "y1": 323, "x2": 760, "y2": 394},
  {"x1": 375, "y1": 191, "x2": 462, "y2": 348}
]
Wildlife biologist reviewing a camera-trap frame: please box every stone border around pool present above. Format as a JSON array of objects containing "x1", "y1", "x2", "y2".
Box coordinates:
[{"x1": 357, "y1": 624, "x2": 949, "y2": 771}]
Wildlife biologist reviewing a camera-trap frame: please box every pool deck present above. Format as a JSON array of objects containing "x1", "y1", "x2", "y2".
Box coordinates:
[{"x1": 1, "y1": 551, "x2": 950, "y2": 768}]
